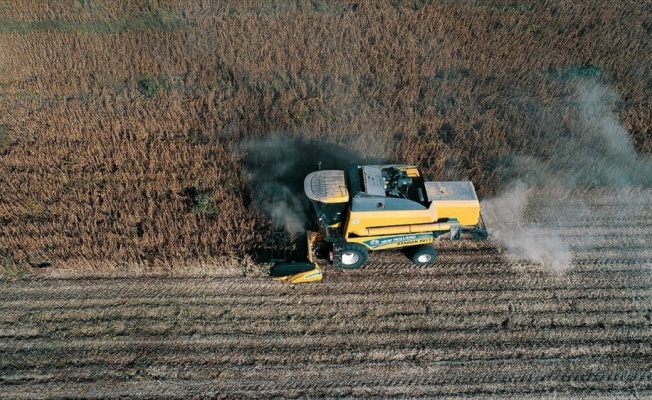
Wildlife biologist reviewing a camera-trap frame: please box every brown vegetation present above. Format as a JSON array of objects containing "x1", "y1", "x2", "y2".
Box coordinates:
[{"x1": 1, "y1": 1, "x2": 651, "y2": 268}]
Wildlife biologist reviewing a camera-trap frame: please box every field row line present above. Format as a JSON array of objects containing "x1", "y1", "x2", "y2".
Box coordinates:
[
  {"x1": 5, "y1": 324, "x2": 652, "y2": 354},
  {"x1": 4, "y1": 362, "x2": 649, "y2": 399},
  {"x1": 2, "y1": 285, "x2": 648, "y2": 314},
  {"x1": 4, "y1": 338, "x2": 651, "y2": 376},
  {"x1": 2, "y1": 296, "x2": 648, "y2": 329},
  {"x1": 2, "y1": 269, "x2": 650, "y2": 302}
]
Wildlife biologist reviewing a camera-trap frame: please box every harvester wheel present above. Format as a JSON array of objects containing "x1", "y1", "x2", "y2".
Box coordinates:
[
  {"x1": 336, "y1": 243, "x2": 368, "y2": 270},
  {"x1": 408, "y1": 245, "x2": 437, "y2": 265}
]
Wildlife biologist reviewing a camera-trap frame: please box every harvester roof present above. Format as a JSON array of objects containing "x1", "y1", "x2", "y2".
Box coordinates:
[{"x1": 304, "y1": 170, "x2": 349, "y2": 204}]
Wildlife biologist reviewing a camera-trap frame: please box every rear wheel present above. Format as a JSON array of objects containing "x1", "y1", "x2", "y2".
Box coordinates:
[
  {"x1": 407, "y1": 245, "x2": 437, "y2": 265},
  {"x1": 333, "y1": 243, "x2": 368, "y2": 270}
]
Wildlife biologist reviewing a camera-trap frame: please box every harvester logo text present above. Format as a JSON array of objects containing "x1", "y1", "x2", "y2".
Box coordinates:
[{"x1": 364, "y1": 233, "x2": 433, "y2": 249}]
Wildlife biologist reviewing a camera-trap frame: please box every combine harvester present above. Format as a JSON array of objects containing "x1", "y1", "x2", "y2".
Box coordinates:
[{"x1": 270, "y1": 164, "x2": 488, "y2": 283}]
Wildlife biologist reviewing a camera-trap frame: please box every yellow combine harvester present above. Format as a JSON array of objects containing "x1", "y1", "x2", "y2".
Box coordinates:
[
  {"x1": 269, "y1": 164, "x2": 487, "y2": 281},
  {"x1": 304, "y1": 164, "x2": 488, "y2": 268}
]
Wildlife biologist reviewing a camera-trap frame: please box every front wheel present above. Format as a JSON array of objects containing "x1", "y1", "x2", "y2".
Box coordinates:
[
  {"x1": 407, "y1": 245, "x2": 437, "y2": 265},
  {"x1": 333, "y1": 243, "x2": 368, "y2": 270}
]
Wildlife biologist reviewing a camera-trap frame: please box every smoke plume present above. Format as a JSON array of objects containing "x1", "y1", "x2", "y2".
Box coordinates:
[
  {"x1": 239, "y1": 134, "x2": 374, "y2": 234},
  {"x1": 482, "y1": 82, "x2": 652, "y2": 272}
]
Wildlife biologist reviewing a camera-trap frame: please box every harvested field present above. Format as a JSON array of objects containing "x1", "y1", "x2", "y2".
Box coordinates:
[{"x1": 2, "y1": 190, "x2": 651, "y2": 399}]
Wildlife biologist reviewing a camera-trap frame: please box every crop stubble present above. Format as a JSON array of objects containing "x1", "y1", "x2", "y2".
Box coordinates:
[{"x1": 1, "y1": 191, "x2": 651, "y2": 398}]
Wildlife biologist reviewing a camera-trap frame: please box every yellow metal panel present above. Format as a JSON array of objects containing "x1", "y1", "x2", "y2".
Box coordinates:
[
  {"x1": 273, "y1": 267, "x2": 323, "y2": 283},
  {"x1": 433, "y1": 200, "x2": 480, "y2": 226},
  {"x1": 346, "y1": 206, "x2": 439, "y2": 236},
  {"x1": 424, "y1": 181, "x2": 480, "y2": 225},
  {"x1": 404, "y1": 167, "x2": 421, "y2": 177}
]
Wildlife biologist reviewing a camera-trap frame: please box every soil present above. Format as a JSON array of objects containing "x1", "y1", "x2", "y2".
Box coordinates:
[{"x1": 1, "y1": 190, "x2": 651, "y2": 399}]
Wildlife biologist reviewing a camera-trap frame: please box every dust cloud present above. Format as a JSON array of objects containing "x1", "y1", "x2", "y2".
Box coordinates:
[
  {"x1": 482, "y1": 82, "x2": 652, "y2": 273},
  {"x1": 239, "y1": 134, "x2": 374, "y2": 234},
  {"x1": 481, "y1": 182, "x2": 574, "y2": 273}
]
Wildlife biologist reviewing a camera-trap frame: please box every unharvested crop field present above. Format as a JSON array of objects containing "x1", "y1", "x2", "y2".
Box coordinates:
[
  {"x1": 1, "y1": 0, "x2": 652, "y2": 267},
  {"x1": 1, "y1": 1, "x2": 652, "y2": 398},
  {"x1": 2, "y1": 190, "x2": 651, "y2": 398}
]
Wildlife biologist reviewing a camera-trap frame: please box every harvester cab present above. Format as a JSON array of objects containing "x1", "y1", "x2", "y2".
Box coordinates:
[{"x1": 303, "y1": 164, "x2": 488, "y2": 270}]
